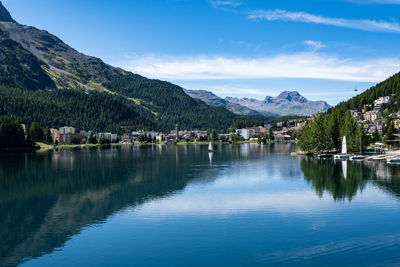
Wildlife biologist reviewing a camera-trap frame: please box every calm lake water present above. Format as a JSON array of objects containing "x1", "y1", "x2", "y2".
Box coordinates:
[{"x1": 1, "y1": 144, "x2": 400, "y2": 266}]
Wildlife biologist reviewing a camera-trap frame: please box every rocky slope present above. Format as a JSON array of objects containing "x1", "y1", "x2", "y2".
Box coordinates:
[
  {"x1": 225, "y1": 91, "x2": 330, "y2": 116},
  {"x1": 184, "y1": 89, "x2": 278, "y2": 117},
  {"x1": 0, "y1": 1, "x2": 248, "y2": 131}
]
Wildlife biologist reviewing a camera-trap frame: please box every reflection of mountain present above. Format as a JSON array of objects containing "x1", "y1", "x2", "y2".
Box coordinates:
[
  {"x1": 301, "y1": 158, "x2": 400, "y2": 201},
  {"x1": 0, "y1": 145, "x2": 267, "y2": 266},
  {"x1": 0, "y1": 147, "x2": 195, "y2": 265}
]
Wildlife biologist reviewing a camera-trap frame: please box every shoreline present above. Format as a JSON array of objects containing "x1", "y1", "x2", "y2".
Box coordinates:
[{"x1": 34, "y1": 140, "x2": 298, "y2": 151}]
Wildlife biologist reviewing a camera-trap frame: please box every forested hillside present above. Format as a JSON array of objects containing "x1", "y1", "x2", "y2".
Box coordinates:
[
  {"x1": 0, "y1": 87, "x2": 157, "y2": 132},
  {"x1": 336, "y1": 72, "x2": 400, "y2": 112},
  {"x1": 0, "y1": 2, "x2": 264, "y2": 131},
  {"x1": 300, "y1": 72, "x2": 400, "y2": 153}
]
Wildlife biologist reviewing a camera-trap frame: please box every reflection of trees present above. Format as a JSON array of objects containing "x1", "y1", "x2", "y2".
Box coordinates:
[
  {"x1": 301, "y1": 158, "x2": 400, "y2": 202},
  {"x1": 301, "y1": 158, "x2": 370, "y2": 201},
  {"x1": 0, "y1": 144, "x2": 267, "y2": 266},
  {"x1": 0, "y1": 147, "x2": 194, "y2": 266}
]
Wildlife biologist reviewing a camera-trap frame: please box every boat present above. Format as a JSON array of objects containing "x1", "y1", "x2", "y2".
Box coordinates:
[
  {"x1": 208, "y1": 141, "x2": 214, "y2": 152},
  {"x1": 349, "y1": 155, "x2": 367, "y2": 161},
  {"x1": 349, "y1": 127, "x2": 367, "y2": 161},
  {"x1": 387, "y1": 157, "x2": 400, "y2": 164},
  {"x1": 334, "y1": 136, "x2": 350, "y2": 159},
  {"x1": 316, "y1": 153, "x2": 332, "y2": 158}
]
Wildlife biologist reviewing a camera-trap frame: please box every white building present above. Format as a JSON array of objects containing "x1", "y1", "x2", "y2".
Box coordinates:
[
  {"x1": 236, "y1": 128, "x2": 256, "y2": 140},
  {"x1": 98, "y1": 132, "x2": 118, "y2": 141},
  {"x1": 59, "y1": 126, "x2": 75, "y2": 134}
]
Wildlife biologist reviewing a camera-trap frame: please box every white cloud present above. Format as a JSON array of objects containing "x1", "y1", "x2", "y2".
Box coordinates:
[
  {"x1": 131, "y1": 186, "x2": 394, "y2": 217},
  {"x1": 303, "y1": 40, "x2": 325, "y2": 50},
  {"x1": 207, "y1": 85, "x2": 272, "y2": 97},
  {"x1": 247, "y1": 9, "x2": 400, "y2": 33},
  {"x1": 209, "y1": 0, "x2": 242, "y2": 8},
  {"x1": 120, "y1": 53, "x2": 400, "y2": 82}
]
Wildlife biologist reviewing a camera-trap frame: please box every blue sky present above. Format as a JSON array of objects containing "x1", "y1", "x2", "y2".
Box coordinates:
[{"x1": 3, "y1": 0, "x2": 400, "y2": 105}]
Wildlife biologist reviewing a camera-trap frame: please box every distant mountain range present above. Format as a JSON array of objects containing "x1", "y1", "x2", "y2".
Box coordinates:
[
  {"x1": 226, "y1": 91, "x2": 331, "y2": 116},
  {"x1": 184, "y1": 89, "x2": 278, "y2": 117},
  {"x1": 186, "y1": 89, "x2": 330, "y2": 116}
]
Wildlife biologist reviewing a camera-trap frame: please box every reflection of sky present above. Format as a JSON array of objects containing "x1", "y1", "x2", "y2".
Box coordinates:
[
  {"x1": 133, "y1": 179, "x2": 397, "y2": 218},
  {"x1": 21, "y1": 145, "x2": 400, "y2": 266},
  {"x1": 129, "y1": 148, "x2": 399, "y2": 218}
]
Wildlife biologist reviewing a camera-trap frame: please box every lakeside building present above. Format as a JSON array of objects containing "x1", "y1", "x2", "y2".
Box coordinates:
[
  {"x1": 236, "y1": 128, "x2": 256, "y2": 140},
  {"x1": 52, "y1": 126, "x2": 83, "y2": 144},
  {"x1": 274, "y1": 133, "x2": 292, "y2": 141},
  {"x1": 58, "y1": 133, "x2": 83, "y2": 144},
  {"x1": 59, "y1": 126, "x2": 75, "y2": 134},
  {"x1": 97, "y1": 133, "x2": 118, "y2": 141}
]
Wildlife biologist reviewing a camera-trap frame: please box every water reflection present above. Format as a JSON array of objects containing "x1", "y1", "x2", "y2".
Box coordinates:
[
  {"x1": 301, "y1": 157, "x2": 400, "y2": 201},
  {"x1": 0, "y1": 144, "x2": 271, "y2": 266},
  {"x1": 1, "y1": 144, "x2": 400, "y2": 266}
]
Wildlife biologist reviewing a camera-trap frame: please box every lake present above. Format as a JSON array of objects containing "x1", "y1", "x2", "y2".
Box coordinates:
[{"x1": 1, "y1": 143, "x2": 400, "y2": 266}]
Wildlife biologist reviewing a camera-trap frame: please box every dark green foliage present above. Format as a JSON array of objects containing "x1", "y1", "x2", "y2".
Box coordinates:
[
  {"x1": 335, "y1": 72, "x2": 400, "y2": 113},
  {"x1": 88, "y1": 134, "x2": 97, "y2": 144},
  {"x1": 98, "y1": 137, "x2": 111, "y2": 145},
  {"x1": 300, "y1": 111, "x2": 366, "y2": 153},
  {"x1": 138, "y1": 134, "x2": 153, "y2": 143},
  {"x1": 44, "y1": 127, "x2": 52, "y2": 144},
  {"x1": 299, "y1": 72, "x2": 400, "y2": 152},
  {"x1": 232, "y1": 119, "x2": 264, "y2": 129},
  {"x1": 384, "y1": 120, "x2": 397, "y2": 141},
  {"x1": 0, "y1": 87, "x2": 157, "y2": 132},
  {"x1": 371, "y1": 129, "x2": 380, "y2": 143},
  {"x1": 0, "y1": 30, "x2": 56, "y2": 90},
  {"x1": 103, "y1": 74, "x2": 238, "y2": 130},
  {"x1": 0, "y1": 116, "x2": 30, "y2": 148},
  {"x1": 210, "y1": 129, "x2": 218, "y2": 141},
  {"x1": 230, "y1": 133, "x2": 239, "y2": 142},
  {"x1": 27, "y1": 122, "x2": 45, "y2": 143}
]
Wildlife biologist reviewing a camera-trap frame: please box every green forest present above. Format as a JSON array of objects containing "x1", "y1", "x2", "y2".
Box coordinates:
[{"x1": 299, "y1": 72, "x2": 400, "y2": 153}]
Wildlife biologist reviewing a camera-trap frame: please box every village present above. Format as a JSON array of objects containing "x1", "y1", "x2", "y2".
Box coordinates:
[{"x1": 43, "y1": 117, "x2": 314, "y2": 145}]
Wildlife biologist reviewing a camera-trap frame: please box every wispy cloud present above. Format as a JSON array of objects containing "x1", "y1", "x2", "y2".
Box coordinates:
[
  {"x1": 119, "y1": 53, "x2": 400, "y2": 82},
  {"x1": 303, "y1": 40, "x2": 325, "y2": 50},
  {"x1": 209, "y1": 0, "x2": 242, "y2": 8},
  {"x1": 247, "y1": 9, "x2": 400, "y2": 33}
]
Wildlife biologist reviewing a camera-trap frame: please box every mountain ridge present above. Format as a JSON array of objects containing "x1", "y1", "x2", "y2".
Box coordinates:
[
  {"x1": 0, "y1": 2, "x2": 259, "y2": 131},
  {"x1": 184, "y1": 89, "x2": 278, "y2": 117},
  {"x1": 0, "y1": 1, "x2": 15, "y2": 23},
  {"x1": 225, "y1": 91, "x2": 330, "y2": 116}
]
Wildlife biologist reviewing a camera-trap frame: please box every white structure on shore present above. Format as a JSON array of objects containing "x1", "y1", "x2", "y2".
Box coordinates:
[
  {"x1": 334, "y1": 136, "x2": 350, "y2": 159},
  {"x1": 236, "y1": 128, "x2": 255, "y2": 140}
]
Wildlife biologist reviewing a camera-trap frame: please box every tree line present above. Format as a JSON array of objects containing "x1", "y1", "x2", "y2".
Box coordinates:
[{"x1": 0, "y1": 116, "x2": 54, "y2": 149}]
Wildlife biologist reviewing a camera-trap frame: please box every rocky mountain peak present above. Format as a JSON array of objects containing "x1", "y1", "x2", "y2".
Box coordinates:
[
  {"x1": 226, "y1": 90, "x2": 330, "y2": 116},
  {"x1": 0, "y1": 2, "x2": 15, "y2": 23},
  {"x1": 276, "y1": 91, "x2": 306, "y2": 102}
]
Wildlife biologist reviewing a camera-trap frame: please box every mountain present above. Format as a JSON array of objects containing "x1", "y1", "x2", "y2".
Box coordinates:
[
  {"x1": 336, "y1": 72, "x2": 400, "y2": 113},
  {"x1": 184, "y1": 89, "x2": 279, "y2": 117},
  {"x1": 225, "y1": 91, "x2": 331, "y2": 116},
  {"x1": 0, "y1": 2, "x2": 14, "y2": 23},
  {"x1": 0, "y1": 2, "x2": 248, "y2": 131}
]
